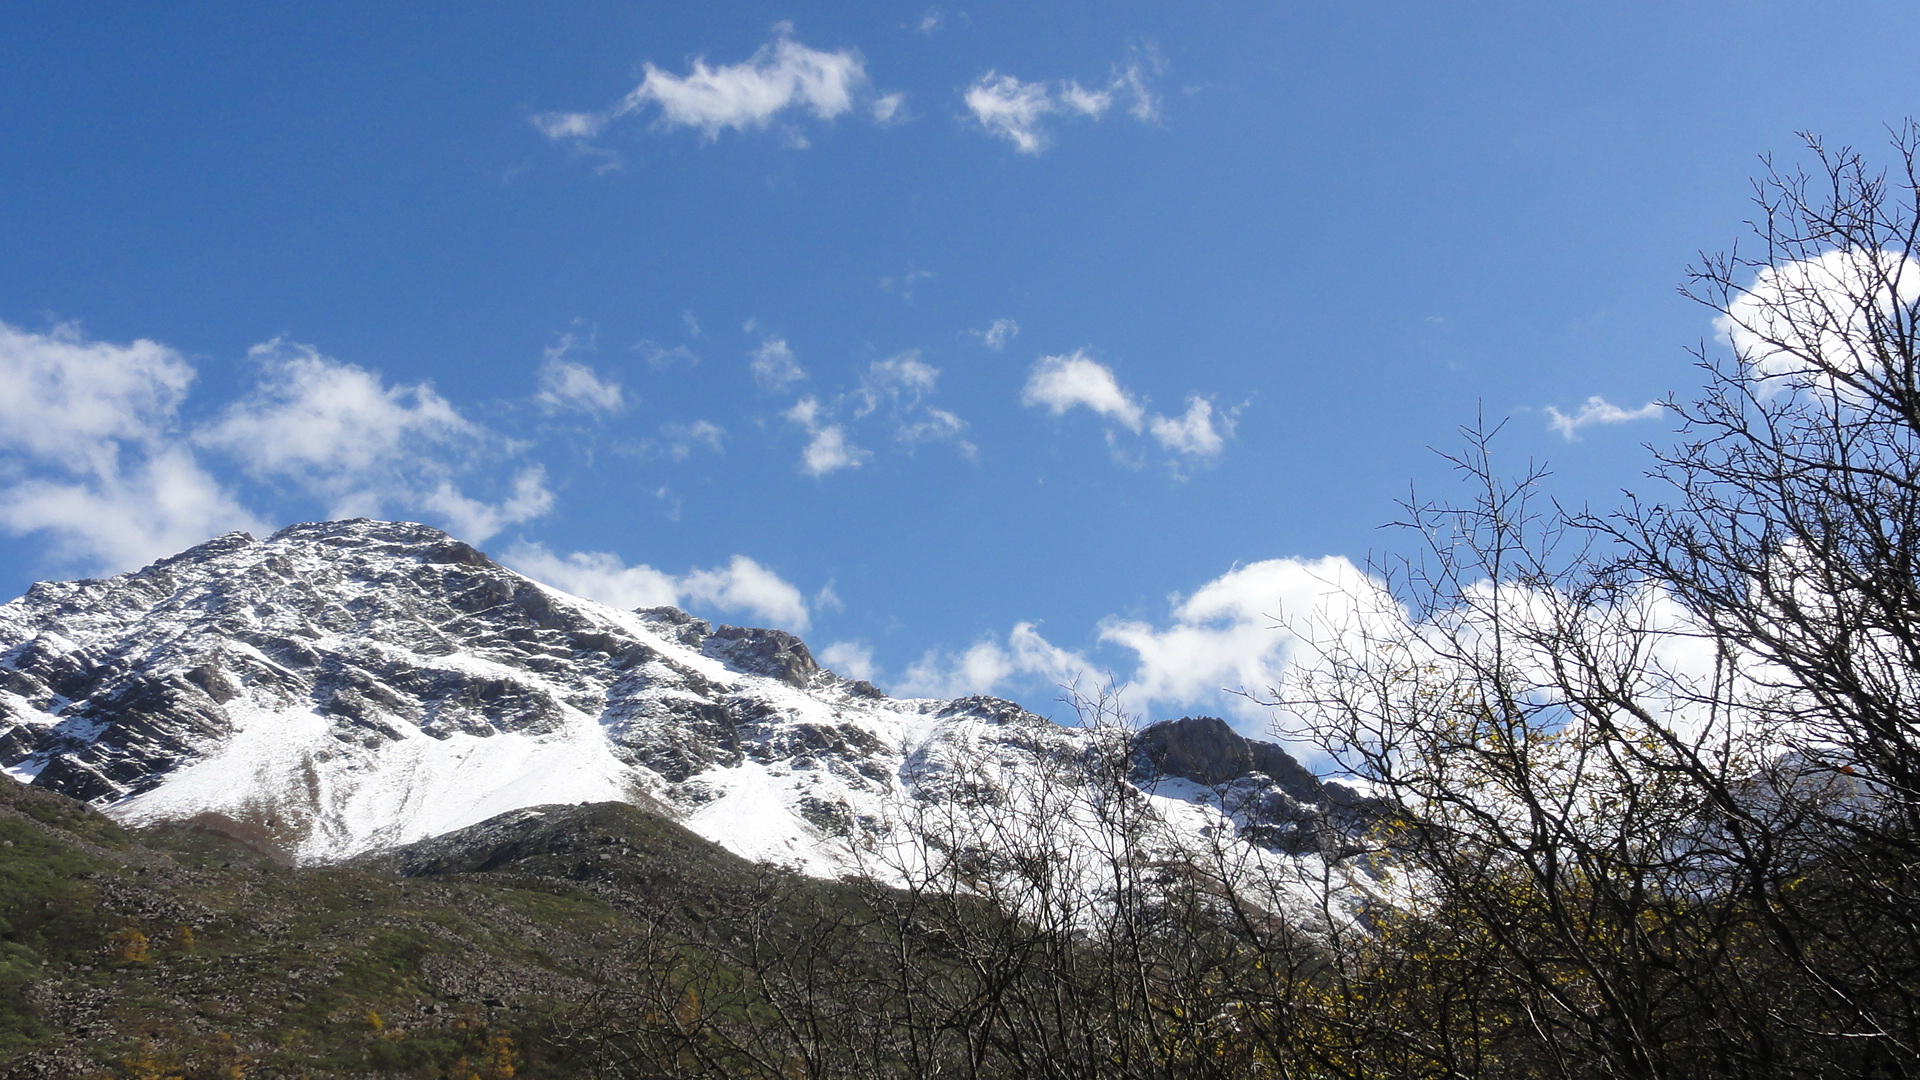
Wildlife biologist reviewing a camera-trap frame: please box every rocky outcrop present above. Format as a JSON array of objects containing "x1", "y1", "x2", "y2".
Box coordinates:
[
  {"x1": 1132, "y1": 715, "x2": 1317, "y2": 791},
  {"x1": 702, "y1": 624, "x2": 820, "y2": 689},
  {"x1": 1132, "y1": 716, "x2": 1383, "y2": 857}
]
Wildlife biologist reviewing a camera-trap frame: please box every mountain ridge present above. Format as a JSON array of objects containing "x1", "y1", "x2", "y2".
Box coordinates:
[{"x1": 0, "y1": 519, "x2": 1391, "y2": 927}]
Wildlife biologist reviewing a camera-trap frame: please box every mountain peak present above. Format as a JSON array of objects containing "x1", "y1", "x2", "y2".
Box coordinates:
[{"x1": 266, "y1": 518, "x2": 494, "y2": 567}]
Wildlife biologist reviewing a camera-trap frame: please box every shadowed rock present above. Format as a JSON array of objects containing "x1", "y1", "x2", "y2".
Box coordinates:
[{"x1": 1131, "y1": 716, "x2": 1317, "y2": 792}]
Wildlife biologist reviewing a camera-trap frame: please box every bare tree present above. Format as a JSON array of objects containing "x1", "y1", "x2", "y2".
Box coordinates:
[
  {"x1": 1283, "y1": 128, "x2": 1920, "y2": 1079},
  {"x1": 1604, "y1": 124, "x2": 1920, "y2": 1074}
]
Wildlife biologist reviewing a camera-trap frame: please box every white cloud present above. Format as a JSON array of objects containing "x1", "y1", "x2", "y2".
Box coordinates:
[
  {"x1": 820, "y1": 641, "x2": 878, "y2": 682},
  {"x1": 1023, "y1": 350, "x2": 1235, "y2": 465},
  {"x1": 0, "y1": 320, "x2": 196, "y2": 476},
  {"x1": 420, "y1": 467, "x2": 555, "y2": 544},
  {"x1": 1716, "y1": 247, "x2": 1920, "y2": 394},
  {"x1": 897, "y1": 622, "x2": 1093, "y2": 701},
  {"x1": 891, "y1": 550, "x2": 1757, "y2": 762},
  {"x1": 750, "y1": 337, "x2": 807, "y2": 390},
  {"x1": 1097, "y1": 557, "x2": 1388, "y2": 727},
  {"x1": 500, "y1": 543, "x2": 681, "y2": 610},
  {"x1": 855, "y1": 351, "x2": 940, "y2": 416},
  {"x1": 871, "y1": 92, "x2": 906, "y2": 124},
  {"x1": 1148, "y1": 396, "x2": 1231, "y2": 457},
  {"x1": 198, "y1": 339, "x2": 552, "y2": 541},
  {"x1": 537, "y1": 30, "x2": 897, "y2": 146},
  {"x1": 641, "y1": 35, "x2": 865, "y2": 135},
  {"x1": 503, "y1": 544, "x2": 814, "y2": 631},
  {"x1": 803, "y1": 425, "x2": 871, "y2": 476},
  {"x1": 1021, "y1": 350, "x2": 1145, "y2": 430},
  {"x1": 963, "y1": 73, "x2": 1055, "y2": 154},
  {"x1": 0, "y1": 448, "x2": 262, "y2": 575},
  {"x1": 900, "y1": 640, "x2": 1013, "y2": 699},
  {"x1": 201, "y1": 339, "x2": 476, "y2": 483},
  {"x1": 886, "y1": 557, "x2": 1388, "y2": 731},
  {"x1": 964, "y1": 59, "x2": 1158, "y2": 154},
  {"x1": 0, "y1": 320, "x2": 560, "y2": 569},
  {"x1": 0, "y1": 321, "x2": 258, "y2": 572},
  {"x1": 530, "y1": 111, "x2": 605, "y2": 140},
  {"x1": 536, "y1": 335, "x2": 623, "y2": 415},
  {"x1": 1545, "y1": 396, "x2": 1665, "y2": 440},
  {"x1": 977, "y1": 318, "x2": 1019, "y2": 351},
  {"x1": 782, "y1": 396, "x2": 871, "y2": 476},
  {"x1": 683, "y1": 555, "x2": 812, "y2": 630}
]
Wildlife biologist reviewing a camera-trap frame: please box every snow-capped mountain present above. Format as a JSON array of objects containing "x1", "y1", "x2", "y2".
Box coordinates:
[{"x1": 0, "y1": 520, "x2": 1392, "y2": 923}]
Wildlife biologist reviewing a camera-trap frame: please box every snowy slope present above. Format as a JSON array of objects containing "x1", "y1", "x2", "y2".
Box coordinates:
[{"x1": 0, "y1": 520, "x2": 1396, "y2": 926}]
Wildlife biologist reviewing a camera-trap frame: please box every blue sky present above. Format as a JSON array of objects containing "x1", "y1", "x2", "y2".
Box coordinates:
[{"x1": 4, "y1": 2, "x2": 1918, "y2": 736}]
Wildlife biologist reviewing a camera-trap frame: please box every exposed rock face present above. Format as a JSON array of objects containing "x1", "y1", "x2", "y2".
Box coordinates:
[
  {"x1": 0, "y1": 519, "x2": 1392, "y2": 925},
  {"x1": 1133, "y1": 716, "x2": 1318, "y2": 790},
  {"x1": 1132, "y1": 716, "x2": 1383, "y2": 857},
  {"x1": 703, "y1": 625, "x2": 820, "y2": 689}
]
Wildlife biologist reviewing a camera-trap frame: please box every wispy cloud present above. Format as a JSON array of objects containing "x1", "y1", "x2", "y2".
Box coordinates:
[
  {"x1": 658, "y1": 420, "x2": 726, "y2": 461},
  {"x1": 1545, "y1": 395, "x2": 1664, "y2": 440},
  {"x1": 860, "y1": 351, "x2": 975, "y2": 457},
  {"x1": 635, "y1": 340, "x2": 699, "y2": 370},
  {"x1": 974, "y1": 318, "x2": 1019, "y2": 351},
  {"x1": 535, "y1": 332, "x2": 624, "y2": 416},
  {"x1": 871, "y1": 92, "x2": 906, "y2": 125},
  {"x1": 853, "y1": 351, "x2": 939, "y2": 417},
  {"x1": 879, "y1": 264, "x2": 934, "y2": 300},
  {"x1": 964, "y1": 56, "x2": 1159, "y2": 154},
  {"x1": 750, "y1": 336, "x2": 807, "y2": 390},
  {"x1": 772, "y1": 348, "x2": 974, "y2": 475},
  {"x1": 784, "y1": 396, "x2": 871, "y2": 476},
  {"x1": 535, "y1": 26, "x2": 901, "y2": 149}
]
